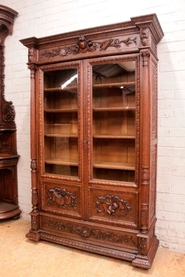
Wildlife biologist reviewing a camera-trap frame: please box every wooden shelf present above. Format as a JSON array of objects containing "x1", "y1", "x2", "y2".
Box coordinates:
[
  {"x1": 93, "y1": 161, "x2": 135, "y2": 170},
  {"x1": 44, "y1": 86, "x2": 77, "y2": 92},
  {"x1": 93, "y1": 134, "x2": 135, "y2": 139},
  {"x1": 93, "y1": 107, "x2": 135, "y2": 112},
  {"x1": 93, "y1": 81, "x2": 135, "y2": 88},
  {"x1": 45, "y1": 108, "x2": 77, "y2": 113},
  {"x1": 45, "y1": 158, "x2": 78, "y2": 166},
  {"x1": 45, "y1": 134, "x2": 78, "y2": 138}
]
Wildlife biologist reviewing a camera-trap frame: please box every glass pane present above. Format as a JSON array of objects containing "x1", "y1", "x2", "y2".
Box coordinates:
[
  {"x1": 44, "y1": 68, "x2": 78, "y2": 176},
  {"x1": 92, "y1": 61, "x2": 135, "y2": 182}
]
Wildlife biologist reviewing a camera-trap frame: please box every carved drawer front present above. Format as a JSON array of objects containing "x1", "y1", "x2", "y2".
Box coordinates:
[
  {"x1": 41, "y1": 215, "x2": 138, "y2": 250},
  {"x1": 88, "y1": 188, "x2": 138, "y2": 228},
  {"x1": 41, "y1": 181, "x2": 82, "y2": 218}
]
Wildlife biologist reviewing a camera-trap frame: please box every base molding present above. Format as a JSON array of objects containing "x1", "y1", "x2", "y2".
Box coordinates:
[
  {"x1": 0, "y1": 202, "x2": 21, "y2": 220},
  {"x1": 132, "y1": 236, "x2": 159, "y2": 269},
  {"x1": 26, "y1": 230, "x2": 41, "y2": 242}
]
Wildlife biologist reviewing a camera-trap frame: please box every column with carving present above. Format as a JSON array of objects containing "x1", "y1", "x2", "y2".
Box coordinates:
[{"x1": 131, "y1": 14, "x2": 164, "y2": 268}]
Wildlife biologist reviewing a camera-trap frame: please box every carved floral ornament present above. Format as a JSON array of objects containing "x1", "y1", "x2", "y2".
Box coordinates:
[
  {"x1": 96, "y1": 194, "x2": 131, "y2": 217},
  {"x1": 40, "y1": 35, "x2": 138, "y2": 59}
]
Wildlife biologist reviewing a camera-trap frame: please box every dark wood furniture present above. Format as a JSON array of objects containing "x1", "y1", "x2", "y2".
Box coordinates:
[
  {"x1": 20, "y1": 14, "x2": 164, "y2": 268},
  {"x1": 0, "y1": 5, "x2": 20, "y2": 220}
]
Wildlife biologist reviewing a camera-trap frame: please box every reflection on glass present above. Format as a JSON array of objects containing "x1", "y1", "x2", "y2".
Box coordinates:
[
  {"x1": 92, "y1": 61, "x2": 136, "y2": 182},
  {"x1": 43, "y1": 68, "x2": 78, "y2": 176}
]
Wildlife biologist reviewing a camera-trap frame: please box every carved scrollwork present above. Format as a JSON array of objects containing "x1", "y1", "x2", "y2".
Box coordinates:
[
  {"x1": 96, "y1": 194, "x2": 131, "y2": 217},
  {"x1": 40, "y1": 35, "x2": 137, "y2": 58},
  {"x1": 47, "y1": 188, "x2": 77, "y2": 209},
  {"x1": 2, "y1": 101, "x2": 15, "y2": 123},
  {"x1": 44, "y1": 219, "x2": 136, "y2": 245}
]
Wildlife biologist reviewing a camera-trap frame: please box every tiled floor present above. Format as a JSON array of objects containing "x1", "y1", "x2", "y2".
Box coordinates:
[{"x1": 0, "y1": 217, "x2": 185, "y2": 277}]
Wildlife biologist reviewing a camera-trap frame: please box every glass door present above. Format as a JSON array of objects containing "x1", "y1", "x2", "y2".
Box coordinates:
[
  {"x1": 43, "y1": 67, "x2": 79, "y2": 177},
  {"x1": 91, "y1": 60, "x2": 136, "y2": 183}
]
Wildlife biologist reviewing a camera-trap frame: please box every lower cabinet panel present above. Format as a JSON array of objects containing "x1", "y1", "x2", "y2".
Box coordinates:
[
  {"x1": 40, "y1": 214, "x2": 138, "y2": 258},
  {"x1": 41, "y1": 181, "x2": 82, "y2": 218},
  {"x1": 89, "y1": 187, "x2": 138, "y2": 228}
]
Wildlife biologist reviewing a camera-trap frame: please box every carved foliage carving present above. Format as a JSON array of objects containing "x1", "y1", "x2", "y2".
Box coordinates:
[
  {"x1": 2, "y1": 101, "x2": 15, "y2": 123},
  {"x1": 96, "y1": 194, "x2": 131, "y2": 217},
  {"x1": 47, "y1": 188, "x2": 77, "y2": 209},
  {"x1": 40, "y1": 35, "x2": 137, "y2": 58},
  {"x1": 44, "y1": 219, "x2": 136, "y2": 245}
]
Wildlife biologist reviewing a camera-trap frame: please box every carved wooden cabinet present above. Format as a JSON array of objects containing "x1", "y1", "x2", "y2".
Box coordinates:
[
  {"x1": 20, "y1": 14, "x2": 164, "y2": 268},
  {"x1": 0, "y1": 5, "x2": 20, "y2": 220}
]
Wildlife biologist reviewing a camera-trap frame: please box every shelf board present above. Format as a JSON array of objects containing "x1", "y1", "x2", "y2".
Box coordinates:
[
  {"x1": 45, "y1": 159, "x2": 78, "y2": 166},
  {"x1": 45, "y1": 134, "x2": 78, "y2": 138},
  {"x1": 93, "y1": 81, "x2": 135, "y2": 88},
  {"x1": 45, "y1": 108, "x2": 78, "y2": 113},
  {"x1": 93, "y1": 134, "x2": 135, "y2": 139},
  {"x1": 93, "y1": 107, "x2": 135, "y2": 112},
  {"x1": 44, "y1": 86, "x2": 77, "y2": 92},
  {"x1": 93, "y1": 161, "x2": 135, "y2": 170}
]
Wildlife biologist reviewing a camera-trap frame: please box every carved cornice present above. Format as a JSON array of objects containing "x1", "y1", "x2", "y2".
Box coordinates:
[
  {"x1": 131, "y1": 13, "x2": 164, "y2": 44},
  {"x1": 0, "y1": 5, "x2": 18, "y2": 45}
]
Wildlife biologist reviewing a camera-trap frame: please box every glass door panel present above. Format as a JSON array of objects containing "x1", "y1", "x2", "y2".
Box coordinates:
[
  {"x1": 44, "y1": 68, "x2": 78, "y2": 176},
  {"x1": 92, "y1": 61, "x2": 136, "y2": 182}
]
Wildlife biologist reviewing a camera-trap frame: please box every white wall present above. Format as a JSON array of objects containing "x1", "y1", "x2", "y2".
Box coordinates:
[{"x1": 1, "y1": 0, "x2": 185, "y2": 252}]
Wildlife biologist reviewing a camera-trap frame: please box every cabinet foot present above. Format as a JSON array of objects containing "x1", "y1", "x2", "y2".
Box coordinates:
[
  {"x1": 132, "y1": 236, "x2": 159, "y2": 269},
  {"x1": 26, "y1": 230, "x2": 41, "y2": 242}
]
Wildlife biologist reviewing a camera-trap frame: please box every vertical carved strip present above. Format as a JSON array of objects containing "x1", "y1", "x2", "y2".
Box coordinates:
[
  {"x1": 0, "y1": 45, "x2": 5, "y2": 99},
  {"x1": 28, "y1": 64, "x2": 39, "y2": 231},
  {"x1": 140, "y1": 50, "x2": 150, "y2": 235}
]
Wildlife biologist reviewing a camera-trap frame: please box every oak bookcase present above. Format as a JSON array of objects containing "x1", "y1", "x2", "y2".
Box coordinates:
[{"x1": 21, "y1": 14, "x2": 164, "y2": 268}]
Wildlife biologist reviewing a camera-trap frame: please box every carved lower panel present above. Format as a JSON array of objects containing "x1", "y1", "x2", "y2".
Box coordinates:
[
  {"x1": 40, "y1": 214, "x2": 138, "y2": 250},
  {"x1": 89, "y1": 188, "x2": 138, "y2": 227},
  {"x1": 41, "y1": 181, "x2": 82, "y2": 217}
]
